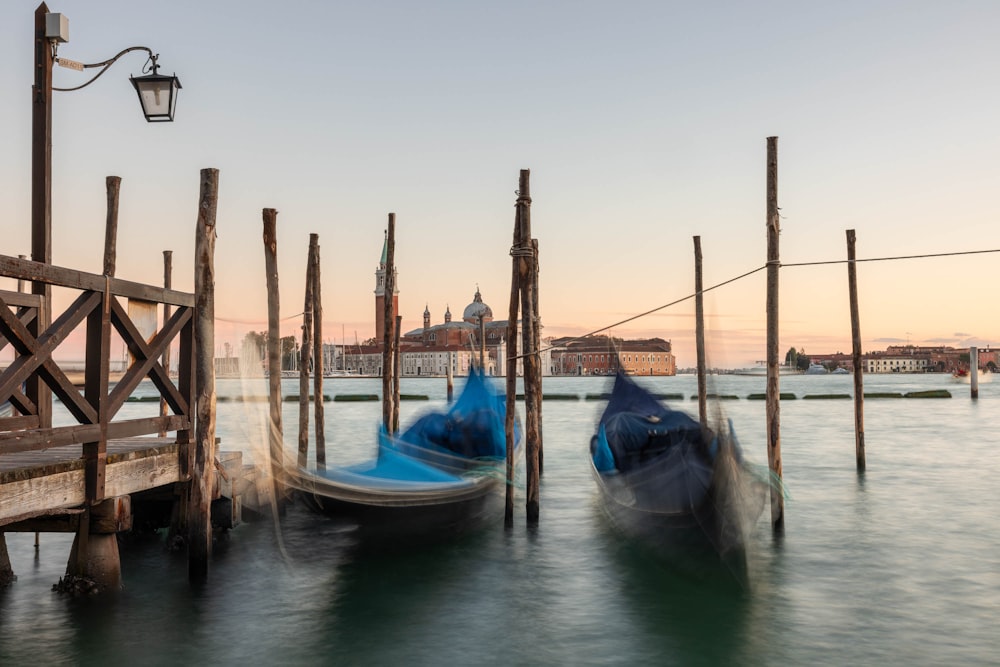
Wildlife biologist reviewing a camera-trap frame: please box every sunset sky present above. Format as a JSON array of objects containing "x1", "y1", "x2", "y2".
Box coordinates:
[{"x1": 2, "y1": 1, "x2": 998, "y2": 368}]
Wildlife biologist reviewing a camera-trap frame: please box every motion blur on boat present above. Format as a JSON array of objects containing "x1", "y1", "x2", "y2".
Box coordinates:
[
  {"x1": 287, "y1": 369, "x2": 521, "y2": 544},
  {"x1": 589, "y1": 372, "x2": 769, "y2": 587}
]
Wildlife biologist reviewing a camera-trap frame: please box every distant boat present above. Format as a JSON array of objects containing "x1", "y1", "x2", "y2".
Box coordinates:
[
  {"x1": 832, "y1": 367, "x2": 850, "y2": 375},
  {"x1": 589, "y1": 373, "x2": 768, "y2": 587},
  {"x1": 732, "y1": 364, "x2": 799, "y2": 376},
  {"x1": 287, "y1": 369, "x2": 522, "y2": 541},
  {"x1": 805, "y1": 363, "x2": 829, "y2": 375},
  {"x1": 953, "y1": 368, "x2": 992, "y2": 384}
]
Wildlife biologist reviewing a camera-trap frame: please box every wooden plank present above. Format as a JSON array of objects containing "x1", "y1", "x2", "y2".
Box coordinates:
[
  {"x1": 0, "y1": 254, "x2": 195, "y2": 307},
  {"x1": 0, "y1": 415, "x2": 188, "y2": 454},
  {"x1": 0, "y1": 291, "x2": 42, "y2": 309},
  {"x1": 0, "y1": 449, "x2": 182, "y2": 525}
]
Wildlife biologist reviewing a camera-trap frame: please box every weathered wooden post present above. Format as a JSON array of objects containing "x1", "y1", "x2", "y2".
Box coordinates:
[
  {"x1": 298, "y1": 239, "x2": 315, "y2": 469},
  {"x1": 479, "y1": 316, "x2": 486, "y2": 371},
  {"x1": 532, "y1": 238, "x2": 543, "y2": 476},
  {"x1": 694, "y1": 236, "x2": 707, "y2": 429},
  {"x1": 102, "y1": 176, "x2": 121, "y2": 277},
  {"x1": 765, "y1": 137, "x2": 784, "y2": 532},
  {"x1": 970, "y1": 346, "x2": 979, "y2": 399},
  {"x1": 446, "y1": 361, "x2": 454, "y2": 402},
  {"x1": 846, "y1": 229, "x2": 866, "y2": 472},
  {"x1": 311, "y1": 235, "x2": 326, "y2": 469},
  {"x1": 393, "y1": 314, "x2": 402, "y2": 433},
  {"x1": 517, "y1": 169, "x2": 541, "y2": 524},
  {"x1": 159, "y1": 250, "x2": 173, "y2": 437},
  {"x1": 504, "y1": 191, "x2": 522, "y2": 528},
  {"x1": 190, "y1": 167, "x2": 219, "y2": 581},
  {"x1": 262, "y1": 209, "x2": 284, "y2": 492},
  {"x1": 382, "y1": 214, "x2": 396, "y2": 432}
]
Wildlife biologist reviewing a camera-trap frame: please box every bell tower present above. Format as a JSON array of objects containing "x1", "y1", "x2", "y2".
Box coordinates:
[{"x1": 374, "y1": 230, "x2": 399, "y2": 343}]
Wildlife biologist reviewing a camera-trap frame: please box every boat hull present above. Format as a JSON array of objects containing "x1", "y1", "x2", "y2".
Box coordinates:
[{"x1": 592, "y1": 448, "x2": 766, "y2": 587}]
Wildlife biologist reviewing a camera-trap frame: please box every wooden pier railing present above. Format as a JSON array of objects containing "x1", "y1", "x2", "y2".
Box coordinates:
[{"x1": 1, "y1": 255, "x2": 194, "y2": 506}]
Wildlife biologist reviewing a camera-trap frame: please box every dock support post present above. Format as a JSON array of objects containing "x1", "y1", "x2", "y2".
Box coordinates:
[
  {"x1": 847, "y1": 229, "x2": 866, "y2": 472},
  {"x1": 694, "y1": 236, "x2": 707, "y2": 429},
  {"x1": 1, "y1": 536, "x2": 13, "y2": 587},
  {"x1": 311, "y1": 236, "x2": 326, "y2": 469},
  {"x1": 298, "y1": 238, "x2": 315, "y2": 469},
  {"x1": 64, "y1": 496, "x2": 131, "y2": 592},
  {"x1": 190, "y1": 167, "x2": 219, "y2": 582},
  {"x1": 262, "y1": 209, "x2": 284, "y2": 496},
  {"x1": 970, "y1": 346, "x2": 979, "y2": 399},
  {"x1": 765, "y1": 137, "x2": 784, "y2": 532}
]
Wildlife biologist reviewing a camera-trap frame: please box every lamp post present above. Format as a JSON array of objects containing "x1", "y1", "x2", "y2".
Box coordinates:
[{"x1": 32, "y1": 2, "x2": 181, "y2": 273}]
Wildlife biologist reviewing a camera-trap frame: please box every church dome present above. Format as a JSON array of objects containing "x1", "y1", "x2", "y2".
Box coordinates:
[{"x1": 462, "y1": 288, "x2": 493, "y2": 322}]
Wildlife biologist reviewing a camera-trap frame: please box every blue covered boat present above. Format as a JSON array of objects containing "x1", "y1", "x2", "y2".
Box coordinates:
[
  {"x1": 291, "y1": 369, "x2": 520, "y2": 538},
  {"x1": 590, "y1": 373, "x2": 767, "y2": 585}
]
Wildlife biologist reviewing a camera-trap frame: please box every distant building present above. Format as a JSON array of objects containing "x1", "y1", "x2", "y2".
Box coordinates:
[
  {"x1": 808, "y1": 344, "x2": 997, "y2": 373},
  {"x1": 549, "y1": 335, "x2": 676, "y2": 376},
  {"x1": 335, "y1": 238, "x2": 553, "y2": 376}
]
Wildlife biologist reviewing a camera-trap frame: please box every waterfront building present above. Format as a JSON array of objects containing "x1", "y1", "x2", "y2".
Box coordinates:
[{"x1": 548, "y1": 335, "x2": 676, "y2": 376}]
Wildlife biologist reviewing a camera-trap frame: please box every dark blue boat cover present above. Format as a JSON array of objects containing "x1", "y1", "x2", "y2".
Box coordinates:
[
  {"x1": 399, "y1": 369, "x2": 513, "y2": 460},
  {"x1": 591, "y1": 373, "x2": 708, "y2": 475}
]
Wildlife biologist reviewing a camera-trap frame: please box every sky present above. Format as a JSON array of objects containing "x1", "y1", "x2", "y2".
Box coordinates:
[{"x1": 2, "y1": 1, "x2": 999, "y2": 369}]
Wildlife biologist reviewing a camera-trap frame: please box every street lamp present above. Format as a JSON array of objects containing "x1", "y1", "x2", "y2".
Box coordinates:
[
  {"x1": 29, "y1": 3, "x2": 181, "y2": 426},
  {"x1": 32, "y1": 3, "x2": 181, "y2": 269}
]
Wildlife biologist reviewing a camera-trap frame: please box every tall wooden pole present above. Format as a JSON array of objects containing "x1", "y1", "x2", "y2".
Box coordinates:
[
  {"x1": 30, "y1": 3, "x2": 52, "y2": 430},
  {"x1": 382, "y1": 214, "x2": 396, "y2": 432},
  {"x1": 103, "y1": 176, "x2": 121, "y2": 277},
  {"x1": 479, "y1": 316, "x2": 486, "y2": 371},
  {"x1": 393, "y1": 314, "x2": 402, "y2": 433},
  {"x1": 517, "y1": 169, "x2": 540, "y2": 524},
  {"x1": 532, "y1": 238, "x2": 543, "y2": 477},
  {"x1": 846, "y1": 230, "x2": 866, "y2": 472},
  {"x1": 311, "y1": 235, "x2": 326, "y2": 469},
  {"x1": 504, "y1": 191, "x2": 522, "y2": 528},
  {"x1": 262, "y1": 209, "x2": 284, "y2": 494},
  {"x1": 298, "y1": 240, "x2": 315, "y2": 469},
  {"x1": 765, "y1": 137, "x2": 784, "y2": 532},
  {"x1": 694, "y1": 236, "x2": 707, "y2": 428},
  {"x1": 190, "y1": 167, "x2": 219, "y2": 582},
  {"x1": 159, "y1": 250, "x2": 173, "y2": 437}
]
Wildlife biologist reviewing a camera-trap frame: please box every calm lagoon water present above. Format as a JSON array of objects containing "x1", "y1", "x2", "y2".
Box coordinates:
[{"x1": 2, "y1": 373, "x2": 998, "y2": 665}]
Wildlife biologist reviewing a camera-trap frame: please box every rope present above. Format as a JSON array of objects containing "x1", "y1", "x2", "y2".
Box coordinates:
[{"x1": 508, "y1": 244, "x2": 1000, "y2": 362}]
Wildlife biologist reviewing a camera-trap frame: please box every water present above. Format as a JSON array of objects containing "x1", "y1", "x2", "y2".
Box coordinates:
[{"x1": 2, "y1": 374, "x2": 998, "y2": 665}]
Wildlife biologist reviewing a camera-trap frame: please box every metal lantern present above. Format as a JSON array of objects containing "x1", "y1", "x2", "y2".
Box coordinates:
[{"x1": 130, "y1": 71, "x2": 182, "y2": 122}]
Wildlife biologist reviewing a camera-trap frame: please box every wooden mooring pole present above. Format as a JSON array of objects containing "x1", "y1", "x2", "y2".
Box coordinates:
[
  {"x1": 517, "y1": 169, "x2": 541, "y2": 524},
  {"x1": 262, "y1": 209, "x2": 285, "y2": 499},
  {"x1": 311, "y1": 236, "x2": 326, "y2": 469},
  {"x1": 970, "y1": 346, "x2": 979, "y2": 399},
  {"x1": 393, "y1": 314, "x2": 402, "y2": 433},
  {"x1": 694, "y1": 236, "x2": 707, "y2": 429},
  {"x1": 532, "y1": 238, "x2": 543, "y2": 477},
  {"x1": 190, "y1": 167, "x2": 219, "y2": 582},
  {"x1": 298, "y1": 238, "x2": 315, "y2": 469},
  {"x1": 382, "y1": 214, "x2": 397, "y2": 432},
  {"x1": 504, "y1": 186, "x2": 522, "y2": 528},
  {"x1": 846, "y1": 229, "x2": 866, "y2": 472},
  {"x1": 102, "y1": 176, "x2": 121, "y2": 277},
  {"x1": 446, "y1": 361, "x2": 454, "y2": 402},
  {"x1": 765, "y1": 137, "x2": 784, "y2": 532}
]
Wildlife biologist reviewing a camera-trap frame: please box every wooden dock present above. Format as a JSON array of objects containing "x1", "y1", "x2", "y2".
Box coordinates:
[{"x1": 0, "y1": 438, "x2": 265, "y2": 531}]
